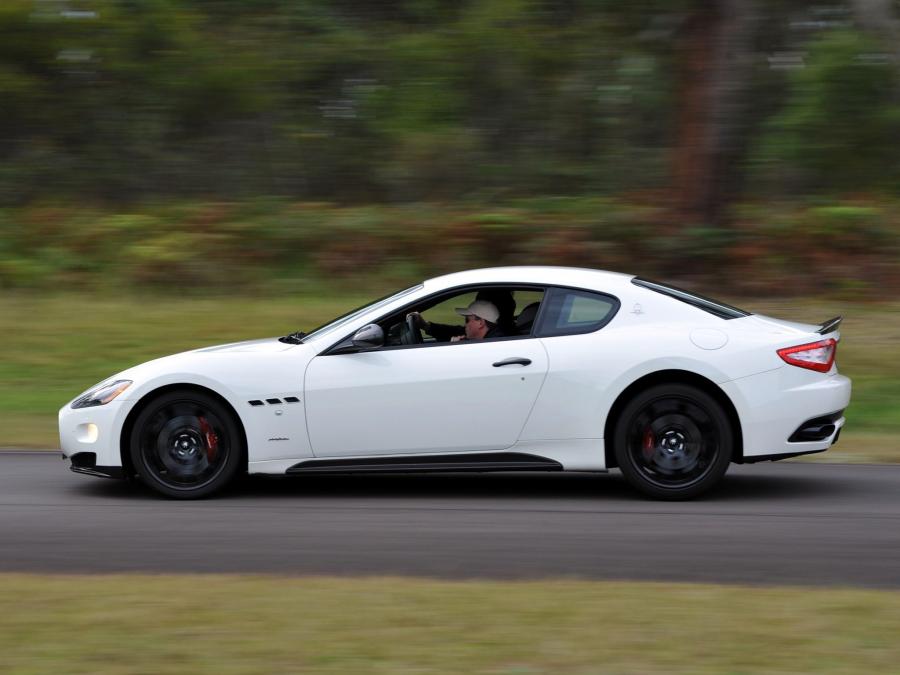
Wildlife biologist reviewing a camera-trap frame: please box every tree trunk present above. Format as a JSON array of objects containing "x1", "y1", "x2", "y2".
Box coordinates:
[{"x1": 671, "y1": 0, "x2": 757, "y2": 227}]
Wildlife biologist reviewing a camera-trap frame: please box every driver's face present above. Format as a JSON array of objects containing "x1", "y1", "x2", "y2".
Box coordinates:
[{"x1": 464, "y1": 315, "x2": 486, "y2": 339}]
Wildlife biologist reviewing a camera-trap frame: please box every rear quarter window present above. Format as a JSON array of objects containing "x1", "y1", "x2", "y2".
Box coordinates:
[{"x1": 536, "y1": 287, "x2": 619, "y2": 337}]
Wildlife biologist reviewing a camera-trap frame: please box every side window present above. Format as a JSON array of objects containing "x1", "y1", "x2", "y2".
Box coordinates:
[
  {"x1": 378, "y1": 286, "x2": 545, "y2": 347},
  {"x1": 421, "y1": 292, "x2": 477, "y2": 331},
  {"x1": 536, "y1": 287, "x2": 618, "y2": 337}
]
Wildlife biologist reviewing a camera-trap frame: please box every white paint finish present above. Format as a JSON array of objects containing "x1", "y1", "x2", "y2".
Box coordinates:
[
  {"x1": 242, "y1": 401, "x2": 312, "y2": 460},
  {"x1": 522, "y1": 319, "x2": 742, "y2": 442},
  {"x1": 63, "y1": 343, "x2": 317, "y2": 464},
  {"x1": 58, "y1": 265, "x2": 853, "y2": 476},
  {"x1": 247, "y1": 458, "x2": 303, "y2": 474},
  {"x1": 738, "y1": 313, "x2": 822, "y2": 336},
  {"x1": 691, "y1": 328, "x2": 728, "y2": 350},
  {"x1": 722, "y1": 369, "x2": 851, "y2": 456},
  {"x1": 75, "y1": 423, "x2": 99, "y2": 444},
  {"x1": 523, "y1": 331, "x2": 626, "y2": 441},
  {"x1": 509, "y1": 438, "x2": 607, "y2": 471},
  {"x1": 58, "y1": 398, "x2": 137, "y2": 466},
  {"x1": 194, "y1": 338, "x2": 294, "y2": 354},
  {"x1": 112, "y1": 343, "x2": 313, "y2": 405},
  {"x1": 304, "y1": 339, "x2": 549, "y2": 456}
]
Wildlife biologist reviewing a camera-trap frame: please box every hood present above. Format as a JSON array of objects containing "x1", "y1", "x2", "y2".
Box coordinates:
[
  {"x1": 66, "y1": 337, "x2": 311, "y2": 408},
  {"x1": 192, "y1": 337, "x2": 296, "y2": 354},
  {"x1": 110, "y1": 338, "x2": 304, "y2": 387}
]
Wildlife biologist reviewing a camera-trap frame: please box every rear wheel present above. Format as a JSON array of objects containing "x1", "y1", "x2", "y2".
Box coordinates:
[
  {"x1": 129, "y1": 390, "x2": 243, "y2": 499},
  {"x1": 613, "y1": 384, "x2": 732, "y2": 500}
]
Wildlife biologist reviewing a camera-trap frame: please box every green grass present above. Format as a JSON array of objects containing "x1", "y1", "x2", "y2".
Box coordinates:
[
  {"x1": 1, "y1": 293, "x2": 898, "y2": 460},
  {"x1": 1, "y1": 574, "x2": 898, "y2": 673},
  {"x1": 0, "y1": 292, "x2": 372, "y2": 433}
]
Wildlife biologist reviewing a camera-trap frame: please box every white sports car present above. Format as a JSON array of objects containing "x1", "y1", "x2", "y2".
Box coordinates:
[{"x1": 59, "y1": 267, "x2": 851, "y2": 500}]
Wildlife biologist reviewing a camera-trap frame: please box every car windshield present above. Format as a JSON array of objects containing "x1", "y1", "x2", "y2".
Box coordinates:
[{"x1": 301, "y1": 284, "x2": 424, "y2": 343}]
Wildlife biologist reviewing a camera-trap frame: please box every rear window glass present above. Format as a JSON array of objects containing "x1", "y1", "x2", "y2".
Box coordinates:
[
  {"x1": 537, "y1": 288, "x2": 619, "y2": 337},
  {"x1": 632, "y1": 278, "x2": 750, "y2": 320}
]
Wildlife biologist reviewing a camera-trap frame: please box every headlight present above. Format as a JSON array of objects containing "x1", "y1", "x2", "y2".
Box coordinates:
[{"x1": 71, "y1": 380, "x2": 132, "y2": 409}]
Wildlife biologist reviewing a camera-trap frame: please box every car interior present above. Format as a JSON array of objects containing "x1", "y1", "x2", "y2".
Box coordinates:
[
  {"x1": 327, "y1": 284, "x2": 619, "y2": 353},
  {"x1": 380, "y1": 286, "x2": 546, "y2": 347}
]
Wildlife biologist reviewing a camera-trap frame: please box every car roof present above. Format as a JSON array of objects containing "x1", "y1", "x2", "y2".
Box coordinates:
[{"x1": 423, "y1": 266, "x2": 636, "y2": 294}]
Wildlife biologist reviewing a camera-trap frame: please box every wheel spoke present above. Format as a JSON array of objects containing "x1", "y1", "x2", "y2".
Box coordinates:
[
  {"x1": 627, "y1": 395, "x2": 721, "y2": 489},
  {"x1": 139, "y1": 399, "x2": 230, "y2": 490}
]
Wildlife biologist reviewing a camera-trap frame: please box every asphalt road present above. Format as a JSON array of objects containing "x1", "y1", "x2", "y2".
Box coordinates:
[{"x1": 2, "y1": 451, "x2": 899, "y2": 588}]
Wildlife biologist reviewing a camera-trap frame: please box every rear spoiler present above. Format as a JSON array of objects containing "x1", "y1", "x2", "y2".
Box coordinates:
[{"x1": 817, "y1": 316, "x2": 842, "y2": 335}]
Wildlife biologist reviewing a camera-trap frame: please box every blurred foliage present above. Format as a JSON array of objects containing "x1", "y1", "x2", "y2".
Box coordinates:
[
  {"x1": 0, "y1": 198, "x2": 897, "y2": 295},
  {"x1": 1, "y1": 1, "x2": 900, "y2": 296},
  {"x1": 754, "y1": 30, "x2": 900, "y2": 194},
  {"x1": 2, "y1": 0, "x2": 898, "y2": 205}
]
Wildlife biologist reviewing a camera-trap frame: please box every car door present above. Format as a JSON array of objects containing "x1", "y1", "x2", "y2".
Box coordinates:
[
  {"x1": 518, "y1": 286, "x2": 623, "y2": 441},
  {"x1": 304, "y1": 338, "x2": 549, "y2": 457}
]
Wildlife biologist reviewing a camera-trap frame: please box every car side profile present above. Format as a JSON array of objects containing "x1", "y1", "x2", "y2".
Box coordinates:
[{"x1": 59, "y1": 267, "x2": 851, "y2": 500}]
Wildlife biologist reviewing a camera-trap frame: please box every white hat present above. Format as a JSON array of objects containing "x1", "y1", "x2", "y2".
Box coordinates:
[{"x1": 455, "y1": 300, "x2": 499, "y2": 324}]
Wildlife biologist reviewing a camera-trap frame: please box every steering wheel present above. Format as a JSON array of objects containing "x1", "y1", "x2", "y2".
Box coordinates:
[{"x1": 403, "y1": 314, "x2": 423, "y2": 345}]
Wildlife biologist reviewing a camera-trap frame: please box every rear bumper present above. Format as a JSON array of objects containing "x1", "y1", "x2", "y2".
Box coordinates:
[{"x1": 722, "y1": 368, "x2": 851, "y2": 460}]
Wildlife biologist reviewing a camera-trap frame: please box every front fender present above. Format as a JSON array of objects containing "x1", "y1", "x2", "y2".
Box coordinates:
[{"x1": 114, "y1": 348, "x2": 316, "y2": 464}]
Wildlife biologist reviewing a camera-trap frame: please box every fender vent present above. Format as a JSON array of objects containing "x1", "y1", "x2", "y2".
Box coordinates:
[{"x1": 249, "y1": 397, "x2": 301, "y2": 406}]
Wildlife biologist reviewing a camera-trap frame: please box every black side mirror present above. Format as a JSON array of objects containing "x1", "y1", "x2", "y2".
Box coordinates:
[{"x1": 351, "y1": 323, "x2": 384, "y2": 350}]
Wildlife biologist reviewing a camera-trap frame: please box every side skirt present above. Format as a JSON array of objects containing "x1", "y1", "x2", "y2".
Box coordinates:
[
  {"x1": 286, "y1": 452, "x2": 563, "y2": 475},
  {"x1": 737, "y1": 448, "x2": 828, "y2": 464}
]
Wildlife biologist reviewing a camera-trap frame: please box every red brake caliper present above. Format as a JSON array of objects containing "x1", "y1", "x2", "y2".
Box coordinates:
[
  {"x1": 642, "y1": 427, "x2": 655, "y2": 458},
  {"x1": 198, "y1": 417, "x2": 219, "y2": 462}
]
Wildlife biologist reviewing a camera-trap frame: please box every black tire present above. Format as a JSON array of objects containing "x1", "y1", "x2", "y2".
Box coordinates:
[
  {"x1": 613, "y1": 383, "x2": 732, "y2": 500},
  {"x1": 129, "y1": 390, "x2": 243, "y2": 499}
]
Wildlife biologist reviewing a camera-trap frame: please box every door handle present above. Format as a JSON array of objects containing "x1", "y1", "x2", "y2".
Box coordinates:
[{"x1": 492, "y1": 357, "x2": 532, "y2": 367}]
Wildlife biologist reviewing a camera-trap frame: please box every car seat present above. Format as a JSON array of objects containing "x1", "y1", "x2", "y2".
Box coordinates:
[{"x1": 515, "y1": 302, "x2": 540, "y2": 335}]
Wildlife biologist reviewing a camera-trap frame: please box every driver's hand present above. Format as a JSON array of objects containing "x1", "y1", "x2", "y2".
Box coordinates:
[
  {"x1": 407, "y1": 312, "x2": 429, "y2": 330},
  {"x1": 450, "y1": 335, "x2": 465, "y2": 343}
]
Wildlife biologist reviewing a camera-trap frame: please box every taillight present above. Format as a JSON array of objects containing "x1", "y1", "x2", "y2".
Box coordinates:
[{"x1": 777, "y1": 338, "x2": 837, "y2": 373}]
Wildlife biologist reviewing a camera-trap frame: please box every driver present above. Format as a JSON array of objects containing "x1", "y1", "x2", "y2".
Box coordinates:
[
  {"x1": 449, "y1": 300, "x2": 504, "y2": 342},
  {"x1": 409, "y1": 289, "x2": 515, "y2": 341}
]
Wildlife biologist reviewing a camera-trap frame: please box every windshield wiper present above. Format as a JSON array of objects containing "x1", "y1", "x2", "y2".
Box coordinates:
[{"x1": 278, "y1": 331, "x2": 307, "y2": 344}]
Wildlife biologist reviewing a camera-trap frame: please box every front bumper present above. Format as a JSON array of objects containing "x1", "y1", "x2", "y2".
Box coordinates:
[
  {"x1": 68, "y1": 451, "x2": 126, "y2": 478},
  {"x1": 721, "y1": 368, "x2": 851, "y2": 460},
  {"x1": 58, "y1": 398, "x2": 136, "y2": 470}
]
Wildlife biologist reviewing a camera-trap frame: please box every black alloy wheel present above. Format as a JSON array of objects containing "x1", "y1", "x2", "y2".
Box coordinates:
[
  {"x1": 613, "y1": 383, "x2": 733, "y2": 500},
  {"x1": 129, "y1": 390, "x2": 243, "y2": 499}
]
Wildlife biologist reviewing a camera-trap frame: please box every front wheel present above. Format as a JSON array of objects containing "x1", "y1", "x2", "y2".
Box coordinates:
[
  {"x1": 129, "y1": 390, "x2": 243, "y2": 499},
  {"x1": 613, "y1": 384, "x2": 733, "y2": 500}
]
